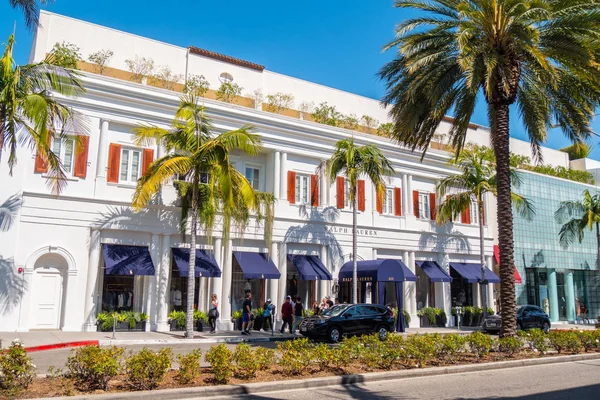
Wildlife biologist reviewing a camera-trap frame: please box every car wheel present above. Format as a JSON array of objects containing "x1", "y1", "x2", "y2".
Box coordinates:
[
  {"x1": 376, "y1": 325, "x2": 389, "y2": 340},
  {"x1": 327, "y1": 326, "x2": 342, "y2": 343},
  {"x1": 542, "y1": 322, "x2": 550, "y2": 334}
]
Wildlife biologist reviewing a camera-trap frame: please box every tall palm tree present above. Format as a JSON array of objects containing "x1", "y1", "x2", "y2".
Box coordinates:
[
  {"x1": 132, "y1": 95, "x2": 263, "y2": 338},
  {"x1": 555, "y1": 189, "x2": 600, "y2": 268},
  {"x1": 379, "y1": 0, "x2": 600, "y2": 336},
  {"x1": 8, "y1": 0, "x2": 48, "y2": 30},
  {"x1": 437, "y1": 146, "x2": 534, "y2": 319},
  {"x1": 320, "y1": 138, "x2": 394, "y2": 303},
  {"x1": 1, "y1": 34, "x2": 85, "y2": 194}
]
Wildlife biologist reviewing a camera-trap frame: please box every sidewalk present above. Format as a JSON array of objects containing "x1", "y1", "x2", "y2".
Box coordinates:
[{"x1": 1, "y1": 323, "x2": 595, "y2": 350}]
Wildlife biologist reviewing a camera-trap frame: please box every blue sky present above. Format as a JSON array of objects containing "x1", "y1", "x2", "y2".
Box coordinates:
[{"x1": 2, "y1": 0, "x2": 600, "y2": 160}]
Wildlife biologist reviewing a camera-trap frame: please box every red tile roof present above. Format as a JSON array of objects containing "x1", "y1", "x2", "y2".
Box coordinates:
[{"x1": 188, "y1": 46, "x2": 265, "y2": 72}]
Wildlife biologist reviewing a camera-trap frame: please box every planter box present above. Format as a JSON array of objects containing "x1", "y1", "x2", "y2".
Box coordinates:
[
  {"x1": 196, "y1": 321, "x2": 204, "y2": 332},
  {"x1": 128, "y1": 321, "x2": 146, "y2": 332},
  {"x1": 436, "y1": 314, "x2": 447, "y2": 327},
  {"x1": 169, "y1": 320, "x2": 185, "y2": 331},
  {"x1": 419, "y1": 316, "x2": 432, "y2": 327},
  {"x1": 234, "y1": 317, "x2": 243, "y2": 331},
  {"x1": 253, "y1": 316, "x2": 264, "y2": 331}
]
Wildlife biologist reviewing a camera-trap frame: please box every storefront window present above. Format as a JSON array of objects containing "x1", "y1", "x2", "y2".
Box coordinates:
[
  {"x1": 231, "y1": 258, "x2": 264, "y2": 311},
  {"x1": 416, "y1": 267, "x2": 430, "y2": 310},
  {"x1": 450, "y1": 268, "x2": 473, "y2": 307},
  {"x1": 101, "y1": 275, "x2": 134, "y2": 312},
  {"x1": 169, "y1": 261, "x2": 199, "y2": 312},
  {"x1": 283, "y1": 262, "x2": 317, "y2": 306}
]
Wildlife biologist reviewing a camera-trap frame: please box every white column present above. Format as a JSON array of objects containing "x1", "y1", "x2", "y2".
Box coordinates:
[
  {"x1": 279, "y1": 152, "x2": 288, "y2": 200},
  {"x1": 82, "y1": 229, "x2": 101, "y2": 331},
  {"x1": 95, "y1": 119, "x2": 109, "y2": 179},
  {"x1": 402, "y1": 251, "x2": 411, "y2": 326},
  {"x1": 408, "y1": 251, "x2": 417, "y2": 324},
  {"x1": 17, "y1": 268, "x2": 34, "y2": 331},
  {"x1": 320, "y1": 159, "x2": 328, "y2": 206},
  {"x1": 146, "y1": 234, "x2": 160, "y2": 331},
  {"x1": 210, "y1": 238, "x2": 223, "y2": 323},
  {"x1": 277, "y1": 242, "x2": 288, "y2": 320},
  {"x1": 156, "y1": 234, "x2": 171, "y2": 332},
  {"x1": 402, "y1": 174, "x2": 408, "y2": 215},
  {"x1": 219, "y1": 240, "x2": 234, "y2": 330},
  {"x1": 407, "y1": 175, "x2": 414, "y2": 215},
  {"x1": 486, "y1": 255, "x2": 494, "y2": 311},
  {"x1": 269, "y1": 241, "x2": 279, "y2": 306},
  {"x1": 198, "y1": 277, "x2": 208, "y2": 312},
  {"x1": 273, "y1": 151, "x2": 281, "y2": 199},
  {"x1": 319, "y1": 245, "x2": 328, "y2": 301},
  {"x1": 62, "y1": 269, "x2": 79, "y2": 331}
]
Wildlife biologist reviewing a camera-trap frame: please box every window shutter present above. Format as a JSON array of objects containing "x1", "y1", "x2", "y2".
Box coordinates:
[
  {"x1": 287, "y1": 171, "x2": 296, "y2": 204},
  {"x1": 142, "y1": 148, "x2": 154, "y2": 175},
  {"x1": 461, "y1": 203, "x2": 471, "y2": 224},
  {"x1": 73, "y1": 136, "x2": 90, "y2": 178},
  {"x1": 357, "y1": 180, "x2": 366, "y2": 211},
  {"x1": 310, "y1": 174, "x2": 319, "y2": 207},
  {"x1": 107, "y1": 143, "x2": 121, "y2": 183},
  {"x1": 375, "y1": 187, "x2": 383, "y2": 214},
  {"x1": 34, "y1": 136, "x2": 52, "y2": 174},
  {"x1": 394, "y1": 187, "x2": 402, "y2": 216},
  {"x1": 413, "y1": 191, "x2": 420, "y2": 218},
  {"x1": 429, "y1": 193, "x2": 437, "y2": 221},
  {"x1": 336, "y1": 176, "x2": 345, "y2": 209}
]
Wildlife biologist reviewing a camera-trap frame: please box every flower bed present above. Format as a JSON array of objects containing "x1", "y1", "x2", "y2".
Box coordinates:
[{"x1": 4, "y1": 329, "x2": 600, "y2": 398}]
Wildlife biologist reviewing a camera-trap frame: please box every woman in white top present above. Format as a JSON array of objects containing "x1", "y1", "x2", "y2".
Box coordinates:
[{"x1": 208, "y1": 294, "x2": 219, "y2": 334}]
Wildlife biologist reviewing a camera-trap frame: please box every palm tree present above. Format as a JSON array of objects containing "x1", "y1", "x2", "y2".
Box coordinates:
[
  {"x1": 8, "y1": 0, "x2": 48, "y2": 30},
  {"x1": 555, "y1": 189, "x2": 600, "y2": 268},
  {"x1": 437, "y1": 146, "x2": 534, "y2": 320},
  {"x1": 320, "y1": 138, "x2": 394, "y2": 303},
  {"x1": 1, "y1": 34, "x2": 86, "y2": 194},
  {"x1": 132, "y1": 95, "x2": 263, "y2": 338},
  {"x1": 379, "y1": 0, "x2": 600, "y2": 337}
]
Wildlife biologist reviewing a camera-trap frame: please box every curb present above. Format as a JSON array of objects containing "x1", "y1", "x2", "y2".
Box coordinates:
[
  {"x1": 23, "y1": 341, "x2": 100, "y2": 353},
  {"x1": 41, "y1": 352, "x2": 600, "y2": 400},
  {"x1": 99, "y1": 335, "x2": 292, "y2": 346}
]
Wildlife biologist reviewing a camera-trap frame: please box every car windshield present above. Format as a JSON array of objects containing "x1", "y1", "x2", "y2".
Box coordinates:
[{"x1": 320, "y1": 305, "x2": 349, "y2": 317}]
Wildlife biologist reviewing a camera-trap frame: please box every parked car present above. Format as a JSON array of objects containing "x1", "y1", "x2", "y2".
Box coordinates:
[
  {"x1": 299, "y1": 303, "x2": 395, "y2": 343},
  {"x1": 482, "y1": 305, "x2": 551, "y2": 334}
]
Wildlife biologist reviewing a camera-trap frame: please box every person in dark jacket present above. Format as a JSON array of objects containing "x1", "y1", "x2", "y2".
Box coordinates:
[
  {"x1": 293, "y1": 296, "x2": 304, "y2": 334},
  {"x1": 280, "y1": 296, "x2": 294, "y2": 334}
]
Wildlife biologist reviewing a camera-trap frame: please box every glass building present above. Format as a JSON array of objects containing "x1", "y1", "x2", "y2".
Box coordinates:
[{"x1": 514, "y1": 171, "x2": 600, "y2": 322}]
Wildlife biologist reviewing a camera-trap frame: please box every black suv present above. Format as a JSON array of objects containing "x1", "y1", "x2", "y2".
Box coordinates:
[
  {"x1": 482, "y1": 305, "x2": 551, "y2": 334},
  {"x1": 299, "y1": 303, "x2": 395, "y2": 342}
]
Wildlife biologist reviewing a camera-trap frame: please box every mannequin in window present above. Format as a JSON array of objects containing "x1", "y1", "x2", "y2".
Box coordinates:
[
  {"x1": 289, "y1": 275, "x2": 298, "y2": 298},
  {"x1": 244, "y1": 279, "x2": 252, "y2": 294},
  {"x1": 171, "y1": 285, "x2": 182, "y2": 308},
  {"x1": 457, "y1": 290, "x2": 466, "y2": 306}
]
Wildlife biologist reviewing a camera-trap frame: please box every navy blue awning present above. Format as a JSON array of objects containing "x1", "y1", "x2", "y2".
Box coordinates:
[
  {"x1": 172, "y1": 248, "x2": 222, "y2": 278},
  {"x1": 102, "y1": 244, "x2": 155, "y2": 276},
  {"x1": 415, "y1": 261, "x2": 452, "y2": 283},
  {"x1": 339, "y1": 259, "x2": 417, "y2": 282},
  {"x1": 450, "y1": 263, "x2": 500, "y2": 283},
  {"x1": 234, "y1": 252, "x2": 281, "y2": 279},
  {"x1": 287, "y1": 255, "x2": 332, "y2": 281}
]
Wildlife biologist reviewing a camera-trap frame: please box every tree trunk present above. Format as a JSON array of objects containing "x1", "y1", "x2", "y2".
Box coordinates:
[
  {"x1": 185, "y1": 172, "x2": 199, "y2": 338},
  {"x1": 596, "y1": 222, "x2": 600, "y2": 270},
  {"x1": 352, "y1": 186, "x2": 358, "y2": 304},
  {"x1": 478, "y1": 194, "x2": 488, "y2": 322},
  {"x1": 490, "y1": 103, "x2": 517, "y2": 337}
]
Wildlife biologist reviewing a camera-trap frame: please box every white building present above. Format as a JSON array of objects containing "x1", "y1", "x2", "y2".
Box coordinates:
[{"x1": 0, "y1": 12, "x2": 502, "y2": 333}]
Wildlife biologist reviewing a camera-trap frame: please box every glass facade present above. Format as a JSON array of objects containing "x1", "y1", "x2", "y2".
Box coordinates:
[{"x1": 513, "y1": 172, "x2": 600, "y2": 322}]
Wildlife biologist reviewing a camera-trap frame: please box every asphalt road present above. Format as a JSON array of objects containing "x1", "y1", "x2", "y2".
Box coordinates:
[{"x1": 214, "y1": 358, "x2": 600, "y2": 400}]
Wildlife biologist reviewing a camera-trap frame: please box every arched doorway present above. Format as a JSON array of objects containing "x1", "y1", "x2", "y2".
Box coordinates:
[{"x1": 30, "y1": 254, "x2": 67, "y2": 329}]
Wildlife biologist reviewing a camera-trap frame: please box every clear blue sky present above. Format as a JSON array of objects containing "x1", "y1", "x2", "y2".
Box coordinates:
[{"x1": 2, "y1": 0, "x2": 600, "y2": 160}]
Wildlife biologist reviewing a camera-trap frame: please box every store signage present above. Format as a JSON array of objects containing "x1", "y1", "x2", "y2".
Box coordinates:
[
  {"x1": 326, "y1": 226, "x2": 378, "y2": 236},
  {"x1": 342, "y1": 277, "x2": 373, "y2": 282}
]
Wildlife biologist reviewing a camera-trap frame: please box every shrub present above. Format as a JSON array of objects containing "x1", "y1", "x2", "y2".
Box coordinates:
[
  {"x1": 125, "y1": 347, "x2": 172, "y2": 390},
  {"x1": 329, "y1": 346, "x2": 352, "y2": 370},
  {"x1": 313, "y1": 343, "x2": 333, "y2": 371},
  {"x1": 359, "y1": 334, "x2": 387, "y2": 370},
  {"x1": 311, "y1": 102, "x2": 343, "y2": 126},
  {"x1": 338, "y1": 335, "x2": 365, "y2": 362},
  {"x1": 205, "y1": 344, "x2": 233, "y2": 384},
  {"x1": 383, "y1": 334, "x2": 408, "y2": 369},
  {"x1": 519, "y1": 329, "x2": 549, "y2": 354},
  {"x1": 216, "y1": 82, "x2": 243, "y2": 103},
  {"x1": 405, "y1": 334, "x2": 437, "y2": 368},
  {"x1": 193, "y1": 310, "x2": 209, "y2": 325},
  {"x1": 48, "y1": 41, "x2": 81, "y2": 69},
  {"x1": 232, "y1": 343, "x2": 259, "y2": 379},
  {"x1": 467, "y1": 332, "x2": 493, "y2": 359},
  {"x1": 66, "y1": 345, "x2": 123, "y2": 391},
  {"x1": 277, "y1": 338, "x2": 313, "y2": 375},
  {"x1": 254, "y1": 347, "x2": 276, "y2": 371},
  {"x1": 88, "y1": 49, "x2": 114, "y2": 75},
  {"x1": 125, "y1": 55, "x2": 154, "y2": 83},
  {"x1": 497, "y1": 337, "x2": 523, "y2": 357},
  {"x1": 0, "y1": 340, "x2": 36, "y2": 397},
  {"x1": 437, "y1": 334, "x2": 466, "y2": 363},
  {"x1": 579, "y1": 331, "x2": 600, "y2": 352},
  {"x1": 548, "y1": 331, "x2": 582, "y2": 354},
  {"x1": 184, "y1": 74, "x2": 210, "y2": 96},
  {"x1": 169, "y1": 310, "x2": 186, "y2": 328},
  {"x1": 264, "y1": 92, "x2": 295, "y2": 112},
  {"x1": 176, "y1": 349, "x2": 202, "y2": 384}
]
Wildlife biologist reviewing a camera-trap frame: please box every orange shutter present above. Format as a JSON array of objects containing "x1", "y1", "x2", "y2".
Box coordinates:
[
  {"x1": 107, "y1": 143, "x2": 121, "y2": 183},
  {"x1": 142, "y1": 148, "x2": 154, "y2": 175},
  {"x1": 287, "y1": 171, "x2": 296, "y2": 204},
  {"x1": 394, "y1": 187, "x2": 401, "y2": 216},
  {"x1": 73, "y1": 136, "x2": 90, "y2": 178},
  {"x1": 336, "y1": 176, "x2": 345, "y2": 209},
  {"x1": 429, "y1": 193, "x2": 437, "y2": 221},
  {"x1": 34, "y1": 135, "x2": 52, "y2": 174},
  {"x1": 461, "y1": 203, "x2": 471, "y2": 224},
  {"x1": 413, "y1": 191, "x2": 420, "y2": 218},
  {"x1": 310, "y1": 174, "x2": 319, "y2": 207},
  {"x1": 357, "y1": 180, "x2": 366, "y2": 211},
  {"x1": 375, "y1": 187, "x2": 383, "y2": 214}
]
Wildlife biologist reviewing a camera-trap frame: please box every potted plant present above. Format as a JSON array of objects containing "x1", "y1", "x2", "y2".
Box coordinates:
[
  {"x1": 193, "y1": 310, "x2": 208, "y2": 332},
  {"x1": 471, "y1": 307, "x2": 483, "y2": 326},
  {"x1": 123, "y1": 311, "x2": 148, "y2": 331},
  {"x1": 392, "y1": 308, "x2": 410, "y2": 329},
  {"x1": 435, "y1": 309, "x2": 447, "y2": 327},
  {"x1": 252, "y1": 308, "x2": 264, "y2": 331},
  {"x1": 417, "y1": 307, "x2": 438, "y2": 327},
  {"x1": 232, "y1": 310, "x2": 243, "y2": 331},
  {"x1": 462, "y1": 306, "x2": 474, "y2": 326},
  {"x1": 168, "y1": 310, "x2": 186, "y2": 331}
]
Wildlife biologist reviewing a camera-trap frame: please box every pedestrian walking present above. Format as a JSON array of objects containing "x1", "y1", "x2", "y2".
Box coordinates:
[
  {"x1": 208, "y1": 294, "x2": 219, "y2": 334},
  {"x1": 312, "y1": 301, "x2": 320, "y2": 315},
  {"x1": 293, "y1": 296, "x2": 304, "y2": 334},
  {"x1": 241, "y1": 292, "x2": 253, "y2": 335},
  {"x1": 280, "y1": 295, "x2": 293, "y2": 334},
  {"x1": 261, "y1": 299, "x2": 275, "y2": 332}
]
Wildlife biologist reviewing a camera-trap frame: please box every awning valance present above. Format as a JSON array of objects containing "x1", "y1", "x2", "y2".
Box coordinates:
[
  {"x1": 102, "y1": 244, "x2": 155, "y2": 276},
  {"x1": 287, "y1": 255, "x2": 332, "y2": 281},
  {"x1": 233, "y1": 252, "x2": 280, "y2": 279},
  {"x1": 415, "y1": 261, "x2": 452, "y2": 283},
  {"x1": 450, "y1": 262, "x2": 500, "y2": 284},
  {"x1": 339, "y1": 259, "x2": 417, "y2": 283},
  {"x1": 172, "y1": 248, "x2": 221, "y2": 278}
]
